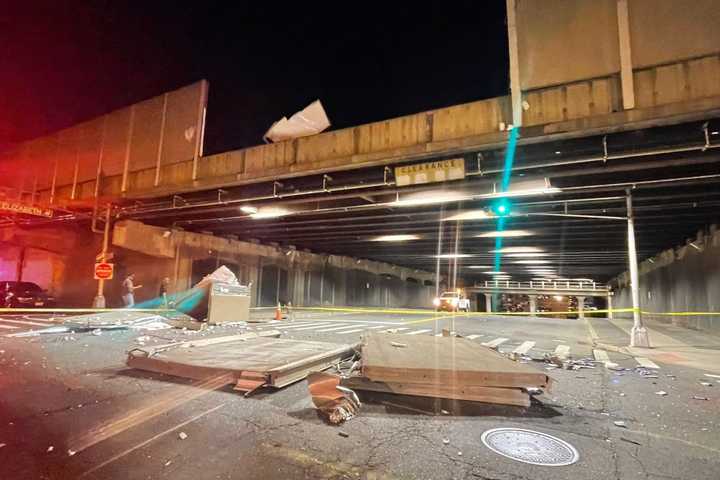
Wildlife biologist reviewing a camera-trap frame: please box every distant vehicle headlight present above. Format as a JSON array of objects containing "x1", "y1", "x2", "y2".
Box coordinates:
[{"x1": 433, "y1": 298, "x2": 441, "y2": 306}]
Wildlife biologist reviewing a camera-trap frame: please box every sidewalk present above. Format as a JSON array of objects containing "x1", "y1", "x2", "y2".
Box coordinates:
[{"x1": 589, "y1": 315, "x2": 720, "y2": 373}]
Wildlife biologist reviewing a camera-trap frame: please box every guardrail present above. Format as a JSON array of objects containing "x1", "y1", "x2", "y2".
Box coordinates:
[{"x1": 474, "y1": 280, "x2": 610, "y2": 292}]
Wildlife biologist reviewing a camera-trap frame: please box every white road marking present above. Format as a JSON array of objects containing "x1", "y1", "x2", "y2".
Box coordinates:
[
  {"x1": 0, "y1": 318, "x2": 58, "y2": 327},
  {"x1": 0, "y1": 324, "x2": 19, "y2": 329},
  {"x1": 434, "y1": 333, "x2": 443, "y2": 337},
  {"x1": 384, "y1": 327, "x2": 409, "y2": 332},
  {"x1": 554, "y1": 345, "x2": 571, "y2": 359},
  {"x1": 316, "y1": 324, "x2": 368, "y2": 332},
  {"x1": 333, "y1": 328, "x2": 368, "y2": 334},
  {"x1": 366, "y1": 325, "x2": 387, "y2": 330},
  {"x1": 292, "y1": 323, "x2": 349, "y2": 331},
  {"x1": 465, "y1": 334, "x2": 483, "y2": 340},
  {"x1": 513, "y1": 341, "x2": 536, "y2": 355},
  {"x1": 593, "y1": 349, "x2": 618, "y2": 368},
  {"x1": 636, "y1": 357, "x2": 660, "y2": 369},
  {"x1": 482, "y1": 337, "x2": 509, "y2": 348},
  {"x1": 406, "y1": 329, "x2": 432, "y2": 335},
  {"x1": 272, "y1": 322, "x2": 319, "y2": 329}
]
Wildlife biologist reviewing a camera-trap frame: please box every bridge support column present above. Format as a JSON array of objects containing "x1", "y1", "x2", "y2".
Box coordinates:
[
  {"x1": 576, "y1": 296, "x2": 586, "y2": 319},
  {"x1": 484, "y1": 293, "x2": 493, "y2": 313},
  {"x1": 528, "y1": 295, "x2": 537, "y2": 315},
  {"x1": 607, "y1": 295, "x2": 614, "y2": 320}
]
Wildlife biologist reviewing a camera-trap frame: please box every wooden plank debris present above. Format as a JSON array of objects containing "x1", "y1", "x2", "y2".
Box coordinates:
[
  {"x1": 347, "y1": 332, "x2": 553, "y2": 407},
  {"x1": 127, "y1": 331, "x2": 357, "y2": 392}
]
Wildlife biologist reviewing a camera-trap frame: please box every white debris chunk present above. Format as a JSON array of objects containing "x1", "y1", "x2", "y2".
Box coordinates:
[
  {"x1": 178, "y1": 432, "x2": 188, "y2": 440},
  {"x1": 47, "y1": 446, "x2": 54, "y2": 452},
  {"x1": 655, "y1": 391, "x2": 668, "y2": 396}
]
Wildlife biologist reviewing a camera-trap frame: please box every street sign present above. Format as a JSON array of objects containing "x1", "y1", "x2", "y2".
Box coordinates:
[
  {"x1": 394, "y1": 158, "x2": 465, "y2": 187},
  {"x1": 0, "y1": 200, "x2": 53, "y2": 218},
  {"x1": 94, "y1": 262, "x2": 114, "y2": 280}
]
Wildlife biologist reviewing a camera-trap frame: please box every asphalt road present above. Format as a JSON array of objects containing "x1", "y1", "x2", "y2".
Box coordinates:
[{"x1": 0, "y1": 309, "x2": 718, "y2": 480}]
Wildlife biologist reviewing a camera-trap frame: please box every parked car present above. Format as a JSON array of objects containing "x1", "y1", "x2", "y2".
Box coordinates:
[
  {"x1": 0, "y1": 281, "x2": 56, "y2": 308},
  {"x1": 433, "y1": 292, "x2": 470, "y2": 312}
]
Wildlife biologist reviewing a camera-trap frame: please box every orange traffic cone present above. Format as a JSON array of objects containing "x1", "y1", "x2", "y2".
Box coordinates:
[{"x1": 275, "y1": 303, "x2": 283, "y2": 321}]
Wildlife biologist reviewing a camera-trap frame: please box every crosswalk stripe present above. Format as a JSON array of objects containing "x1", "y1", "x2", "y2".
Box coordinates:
[
  {"x1": 465, "y1": 334, "x2": 483, "y2": 340},
  {"x1": 554, "y1": 345, "x2": 571, "y2": 359},
  {"x1": 593, "y1": 349, "x2": 619, "y2": 368},
  {"x1": 316, "y1": 324, "x2": 368, "y2": 332},
  {"x1": 292, "y1": 323, "x2": 348, "y2": 331},
  {"x1": 367, "y1": 326, "x2": 387, "y2": 330},
  {"x1": 333, "y1": 328, "x2": 366, "y2": 334},
  {"x1": 636, "y1": 357, "x2": 660, "y2": 369},
  {"x1": 407, "y1": 329, "x2": 432, "y2": 335},
  {"x1": 513, "y1": 341, "x2": 536, "y2": 355},
  {"x1": 384, "y1": 327, "x2": 409, "y2": 333},
  {"x1": 274, "y1": 322, "x2": 317, "y2": 328},
  {"x1": 482, "y1": 337, "x2": 508, "y2": 348},
  {"x1": 0, "y1": 324, "x2": 19, "y2": 330},
  {"x1": 0, "y1": 318, "x2": 57, "y2": 327}
]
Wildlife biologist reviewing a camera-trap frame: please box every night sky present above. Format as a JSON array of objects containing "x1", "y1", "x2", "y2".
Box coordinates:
[{"x1": 1, "y1": 1, "x2": 508, "y2": 155}]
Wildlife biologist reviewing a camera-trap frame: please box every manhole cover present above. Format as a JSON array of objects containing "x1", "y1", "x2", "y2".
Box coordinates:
[{"x1": 481, "y1": 428, "x2": 579, "y2": 466}]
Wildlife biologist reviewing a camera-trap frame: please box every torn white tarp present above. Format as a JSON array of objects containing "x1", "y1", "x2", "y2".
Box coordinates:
[{"x1": 263, "y1": 100, "x2": 330, "y2": 143}]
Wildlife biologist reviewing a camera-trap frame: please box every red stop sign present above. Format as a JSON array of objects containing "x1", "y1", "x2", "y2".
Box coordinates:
[{"x1": 94, "y1": 262, "x2": 114, "y2": 280}]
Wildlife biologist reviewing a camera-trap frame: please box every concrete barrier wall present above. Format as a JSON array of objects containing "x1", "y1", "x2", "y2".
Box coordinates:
[{"x1": 613, "y1": 225, "x2": 720, "y2": 333}]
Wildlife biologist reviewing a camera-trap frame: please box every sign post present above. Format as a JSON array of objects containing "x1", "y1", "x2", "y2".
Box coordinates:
[{"x1": 92, "y1": 205, "x2": 112, "y2": 308}]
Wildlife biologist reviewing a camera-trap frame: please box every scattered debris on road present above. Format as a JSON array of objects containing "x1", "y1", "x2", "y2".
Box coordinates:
[
  {"x1": 655, "y1": 391, "x2": 668, "y2": 396},
  {"x1": 614, "y1": 421, "x2": 627, "y2": 428},
  {"x1": 178, "y1": 432, "x2": 188, "y2": 440},
  {"x1": 307, "y1": 372, "x2": 361, "y2": 425}
]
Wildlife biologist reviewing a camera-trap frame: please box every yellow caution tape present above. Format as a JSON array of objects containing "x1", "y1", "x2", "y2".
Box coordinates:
[
  {"x1": 0, "y1": 308, "x2": 174, "y2": 314},
  {"x1": 294, "y1": 306, "x2": 719, "y2": 317}
]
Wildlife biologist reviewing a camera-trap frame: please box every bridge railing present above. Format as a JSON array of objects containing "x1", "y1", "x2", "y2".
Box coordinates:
[{"x1": 474, "y1": 280, "x2": 610, "y2": 292}]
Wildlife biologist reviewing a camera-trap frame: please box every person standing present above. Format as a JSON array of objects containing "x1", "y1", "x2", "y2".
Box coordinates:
[
  {"x1": 122, "y1": 273, "x2": 142, "y2": 307},
  {"x1": 159, "y1": 277, "x2": 171, "y2": 308}
]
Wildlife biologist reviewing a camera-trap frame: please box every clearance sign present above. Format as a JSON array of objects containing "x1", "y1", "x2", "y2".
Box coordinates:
[
  {"x1": 394, "y1": 158, "x2": 465, "y2": 187},
  {"x1": 0, "y1": 201, "x2": 53, "y2": 218}
]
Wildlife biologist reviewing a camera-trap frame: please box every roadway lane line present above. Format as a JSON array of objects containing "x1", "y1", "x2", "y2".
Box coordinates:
[
  {"x1": 0, "y1": 318, "x2": 58, "y2": 327},
  {"x1": 271, "y1": 322, "x2": 318, "y2": 329},
  {"x1": 406, "y1": 329, "x2": 432, "y2": 335},
  {"x1": 292, "y1": 323, "x2": 349, "y2": 331},
  {"x1": 0, "y1": 324, "x2": 19, "y2": 329},
  {"x1": 465, "y1": 334, "x2": 483, "y2": 340},
  {"x1": 636, "y1": 357, "x2": 660, "y2": 369},
  {"x1": 554, "y1": 345, "x2": 571, "y2": 360},
  {"x1": 482, "y1": 337, "x2": 509, "y2": 348},
  {"x1": 513, "y1": 341, "x2": 536, "y2": 356},
  {"x1": 316, "y1": 324, "x2": 368, "y2": 332},
  {"x1": 366, "y1": 326, "x2": 387, "y2": 330}
]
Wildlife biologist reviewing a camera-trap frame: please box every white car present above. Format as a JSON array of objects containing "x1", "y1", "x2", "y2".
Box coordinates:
[{"x1": 433, "y1": 292, "x2": 470, "y2": 312}]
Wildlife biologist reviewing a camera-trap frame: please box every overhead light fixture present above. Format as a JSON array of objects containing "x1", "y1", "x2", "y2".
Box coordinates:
[
  {"x1": 434, "y1": 253, "x2": 474, "y2": 259},
  {"x1": 250, "y1": 207, "x2": 291, "y2": 219},
  {"x1": 444, "y1": 210, "x2": 491, "y2": 222},
  {"x1": 491, "y1": 247, "x2": 544, "y2": 253},
  {"x1": 711, "y1": 131, "x2": 719, "y2": 135},
  {"x1": 512, "y1": 260, "x2": 552, "y2": 264},
  {"x1": 482, "y1": 271, "x2": 506, "y2": 275},
  {"x1": 466, "y1": 265, "x2": 492, "y2": 269},
  {"x1": 393, "y1": 190, "x2": 467, "y2": 207},
  {"x1": 505, "y1": 252, "x2": 549, "y2": 258},
  {"x1": 493, "y1": 276, "x2": 512, "y2": 280},
  {"x1": 476, "y1": 230, "x2": 532, "y2": 238},
  {"x1": 553, "y1": 295, "x2": 564, "y2": 301},
  {"x1": 240, "y1": 205, "x2": 258, "y2": 214},
  {"x1": 371, "y1": 234, "x2": 420, "y2": 242}
]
